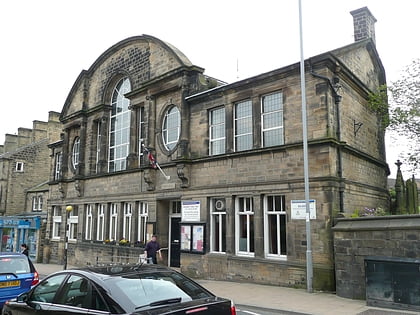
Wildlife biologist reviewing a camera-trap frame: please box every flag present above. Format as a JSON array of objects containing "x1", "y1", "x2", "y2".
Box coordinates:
[{"x1": 143, "y1": 146, "x2": 157, "y2": 169}]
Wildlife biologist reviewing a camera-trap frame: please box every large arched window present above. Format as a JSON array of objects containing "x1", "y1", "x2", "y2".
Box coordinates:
[
  {"x1": 109, "y1": 77, "x2": 131, "y2": 172},
  {"x1": 162, "y1": 105, "x2": 180, "y2": 151},
  {"x1": 71, "y1": 137, "x2": 80, "y2": 169}
]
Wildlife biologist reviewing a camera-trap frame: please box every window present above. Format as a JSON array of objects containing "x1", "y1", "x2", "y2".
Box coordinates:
[
  {"x1": 52, "y1": 206, "x2": 62, "y2": 239},
  {"x1": 210, "y1": 198, "x2": 226, "y2": 253},
  {"x1": 234, "y1": 100, "x2": 253, "y2": 151},
  {"x1": 235, "y1": 197, "x2": 254, "y2": 256},
  {"x1": 209, "y1": 107, "x2": 225, "y2": 155},
  {"x1": 15, "y1": 161, "x2": 24, "y2": 172},
  {"x1": 138, "y1": 107, "x2": 145, "y2": 166},
  {"x1": 96, "y1": 204, "x2": 105, "y2": 241},
  {"x1": 72, "y1": 137, "x2": 80, "y2": 169},
  {"x1": 95, "y1": 121, "x2": 101, "y2": 173},
  {"x1": 30, "y1": 274, "x2": 67, "y2": 303},
  {"x1": 109, "y1": 204, "x2": 118, "y2": 241},
  {"x1": 264, "y1": 195, "x2": 287, "y2": 258},
  {"x1": 109, "y1": 77, "x2": 131, "y2": 172},
  {"x1": 123, "y1": 203, "x2": 132, "y2": 241},
  {"x1": 69, "y1": 208, "x2": 78, "y2": 241},
  {"x1": 137, "y1": 202, "x2": 148, "y2": 244},
  {"x1": 261, "y1": 91, "x2": 284, "y2": 147},
  {"x1": 54, "y1": 152, "x2": 62, "y2": 180},
  {"x1": 85, "y1": 205, "x2": 93, "y2": 241},
  {"x1": 171, "y1": 201, "x2": 181, "y2": 214},
  {"x1": 32, "y1": 196, "x2": 43, "y2": 211},
  {"x1": 162, "y1": 105, "x2": 181, "y2": 151}
]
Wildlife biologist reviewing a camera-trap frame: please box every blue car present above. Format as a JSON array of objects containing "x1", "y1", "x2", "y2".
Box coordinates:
[{"x1": 0, "y1": 253, "x2": 39, "y2": 309}]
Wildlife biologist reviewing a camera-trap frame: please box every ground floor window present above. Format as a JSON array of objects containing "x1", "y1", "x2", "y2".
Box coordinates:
[
  {"x1": 97, "y1": 204, "x2": 105, "y2": 241},
  {"x1": 235, "y1": 196, "x2": 254, "y2": 256},
  {"x1": 52, "y1": 206, "x2": 61, "y2": 239},
  {"x1": 210, "y1": 198, "x2": 226, "y2": 253},
  {"x1": 123, "y1": 203, "x2": 132, "y2": 241},
  {"x1": 85, "y1": 205, "x2": 93, "y2": 240},
  {"x1": 137, "y1": 202, "x2": 148, "y2": 244},
  {"x1": 109, "y1": 204, "x2": 118, "y2": 241},
  {"x1": 68, "y1": 207, "x2": 78, "y2": 241},
  {"x1": 264, "y1": 195, "x2": 287, "y2": 258}
]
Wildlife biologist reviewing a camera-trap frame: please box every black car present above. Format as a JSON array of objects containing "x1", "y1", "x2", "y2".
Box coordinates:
[{"x1": 2, "y1": 263, "x2": 236, "y2": 314}]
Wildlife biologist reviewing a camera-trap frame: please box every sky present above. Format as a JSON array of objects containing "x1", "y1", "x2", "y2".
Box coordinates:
[{"x1": 0, "y1": 0, "x2": 419, "y2": 178}]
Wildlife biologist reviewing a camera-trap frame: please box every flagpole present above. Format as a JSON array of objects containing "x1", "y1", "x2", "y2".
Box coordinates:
[
  {"x1": 298, "y1": 0, "x2": 313, "y2": 293},
  {"x1": 156, "y1": 163, "x2": 170, "y2": 180}
]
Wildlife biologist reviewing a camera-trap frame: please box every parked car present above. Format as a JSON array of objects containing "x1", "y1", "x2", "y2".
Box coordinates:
[
  {"x1": 2, "y1": 263, "x2": 236, "y2": 314},
  {"x1": 0, "y1": 252, "x2": 39, "y2": 309}
]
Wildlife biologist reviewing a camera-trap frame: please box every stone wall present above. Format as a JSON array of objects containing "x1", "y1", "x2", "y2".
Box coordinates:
[{"x1": 333, "y1": 215, "x2": 420, "y2": 299}]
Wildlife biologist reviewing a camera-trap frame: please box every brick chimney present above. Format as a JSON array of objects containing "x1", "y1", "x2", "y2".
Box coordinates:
[{"x1": 350, "y1": 7, "x2": 377, "y2": 44}]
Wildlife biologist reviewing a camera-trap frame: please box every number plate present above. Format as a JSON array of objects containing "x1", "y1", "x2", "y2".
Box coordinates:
[{"x1": 0, "y1": 280, "x2": 20, "y2": 288}]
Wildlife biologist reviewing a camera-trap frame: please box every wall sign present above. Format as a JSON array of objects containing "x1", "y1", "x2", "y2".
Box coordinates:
[
  {"x1": 181, "y1": 201, "x2": 200, "y2": 222},
  {"x1": 291, "y1": 199, "x2": 316, "y2": 219}
]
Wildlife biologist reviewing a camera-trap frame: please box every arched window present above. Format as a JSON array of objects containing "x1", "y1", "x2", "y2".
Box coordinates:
[
  {"x1": 162, "y1": 105, "x2": 180, "y2": 151},
  {"x1": 109, "y1": 77, "x2": 131, "y2": 172},
  {"x1": 71, "y1": 137, "x2": 80, "y2": 169}
]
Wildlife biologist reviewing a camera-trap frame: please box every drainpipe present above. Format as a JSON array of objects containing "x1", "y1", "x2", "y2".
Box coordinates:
[{"x1": 310, "y1": 62, "x2": 344, "y2": 213}]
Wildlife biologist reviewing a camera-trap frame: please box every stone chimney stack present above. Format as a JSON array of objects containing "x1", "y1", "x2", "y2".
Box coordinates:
[{"x1": 350, "y1": 7, "x2": 377, "y2": 44}]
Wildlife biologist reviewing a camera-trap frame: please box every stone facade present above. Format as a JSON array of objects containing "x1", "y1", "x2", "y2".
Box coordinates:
[
  {"x1": 333, "y1": 215, "x2": 420, "y2": 300},
  {"x1": 0, "y1": 111, "x2": 62, "y2": 260},
  {"x1": 47, "y1": 8, "x2": 389, "y2": 291}
]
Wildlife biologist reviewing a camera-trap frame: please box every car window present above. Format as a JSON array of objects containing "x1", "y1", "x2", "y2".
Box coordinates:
[
  {"x1": 31, "y1": 274, "x2": 67, "y2": 303},
  {"x1": 0, "y1": 256, "x2": 31, "y2": 274},
  {"x1": 54, "y1": 274, "x2": 108, "y2": 311},
  {"x1": 106, "y1": 271, "x2": 212, "y2": 310}
]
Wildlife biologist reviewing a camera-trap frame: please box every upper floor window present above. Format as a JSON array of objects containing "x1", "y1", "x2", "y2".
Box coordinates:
[
  {"x1": 15, "y1": 161, "x2": 24, "y2": 172},
  {"x1": 138, "y1": 107, "x2": 145, "y2": 165},
  {"x1": 54, "y1": 152, "x2": 62, "y2": 180},
  {"x1": 32, "y1": 196, "x2": 43, "y2": 211},
  {"x1": 72, "y1": 137, "x2": 80, "y2": 169},
  {"x1": 162, "y1": 106, "x2": 180, "y2": 151},
  {"x1": 261, "y1": 91, "x2": 284, "y2": 147},
  {"x1": 234, "y1": 100, "x2": 253, "y2": 151},
  {"x1": 109, "y1": 78, "x2": 131, "y2": 172},
  {"x1": 95, "y1": 121, "x2": 101, "y2": 174},
  {"x1": 209, "y1": 107, "x2": 225, "y2": 155}
]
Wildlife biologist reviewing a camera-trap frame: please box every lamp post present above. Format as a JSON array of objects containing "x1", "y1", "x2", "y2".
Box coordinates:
[{"x1": 63, "y1": 205, "x2": 73, "y2": 270}]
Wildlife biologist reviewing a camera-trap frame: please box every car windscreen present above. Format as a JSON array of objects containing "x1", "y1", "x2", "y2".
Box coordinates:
[
  {"x1": 0, "y1": 256, "x2": 31, "y2": 274},
  {"x1": 104, "y1": 271, "x2": 213, "y2": 311}
]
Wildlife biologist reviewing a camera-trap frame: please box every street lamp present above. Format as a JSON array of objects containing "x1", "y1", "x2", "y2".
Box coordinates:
[{"x1": 63, "y1": 205, "x2": 73, "y2": 270}]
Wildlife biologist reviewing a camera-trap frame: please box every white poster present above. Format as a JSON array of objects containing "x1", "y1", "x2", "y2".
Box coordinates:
[
  {"x1": 181, "y1": 201, "x2": 200, "y2": 222},
  {"x1": 291, "y1": 199, "x2": 316, "y2": 220}
]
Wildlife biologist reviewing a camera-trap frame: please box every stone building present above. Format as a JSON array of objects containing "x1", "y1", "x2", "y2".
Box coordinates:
[
  {"x1": 47, "y1": 7, "x2": 388, "y2": 291},
  {"x1": 0, "y1": 111, "x2": 62, "y2": 260}
]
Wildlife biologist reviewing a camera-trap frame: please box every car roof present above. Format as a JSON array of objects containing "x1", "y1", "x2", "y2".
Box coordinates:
[
  {"x1": 0, "y1": 252, "x2": 28, "y2": 257},
  {"x1": 51, "y1": 264, "x2": 179, "y2": 281}
]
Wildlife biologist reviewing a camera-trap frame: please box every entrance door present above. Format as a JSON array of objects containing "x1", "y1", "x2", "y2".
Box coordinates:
[{"x1": 170, "y1": 217, "x2": 181, "y2": 267}]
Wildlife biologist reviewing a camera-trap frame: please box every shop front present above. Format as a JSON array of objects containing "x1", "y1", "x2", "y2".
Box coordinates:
[{"x1": 0, "y1": 216, "x2": 41, "y2": 260}]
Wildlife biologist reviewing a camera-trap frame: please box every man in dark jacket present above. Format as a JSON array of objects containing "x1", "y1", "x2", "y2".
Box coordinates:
[{"x1": 144, "y1": 235, "x2": 162, "y2": 264}]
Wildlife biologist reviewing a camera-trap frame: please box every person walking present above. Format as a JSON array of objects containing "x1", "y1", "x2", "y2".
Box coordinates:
[
  {"x1": 20, "y1": 244, "x2": 29, "y2": 256},
  {"x1": 144, "y1": 235, "x2": 162, "y2": 264}
]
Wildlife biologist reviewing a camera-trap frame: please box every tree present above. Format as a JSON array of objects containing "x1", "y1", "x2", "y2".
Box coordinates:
[{"x1": 388, "y1": 59, "x2": 420, "y2": 173}]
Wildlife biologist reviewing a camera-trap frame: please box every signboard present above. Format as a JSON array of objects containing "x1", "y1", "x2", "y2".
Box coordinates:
[
  {"x1": 181, "y1": 201, "x2": 200, "y2": 222},
  {"x1": 291, "y1": 199, "x2": 316, "y2": 220}
]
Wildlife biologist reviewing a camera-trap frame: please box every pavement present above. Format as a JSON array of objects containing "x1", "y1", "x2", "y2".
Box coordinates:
[{"x1": 34, "y1": 263, "x2": 419, "y2": 315}]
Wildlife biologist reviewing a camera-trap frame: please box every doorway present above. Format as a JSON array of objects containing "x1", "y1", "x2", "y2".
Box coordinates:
[{"x1": 169, "y1": 217, "x2": 181, "y2": 267}]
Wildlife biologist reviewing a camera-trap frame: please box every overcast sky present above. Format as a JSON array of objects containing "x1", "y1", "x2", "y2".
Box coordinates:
[{"x1": 0, "y1": 0, "x2": 419, "y2": 178}]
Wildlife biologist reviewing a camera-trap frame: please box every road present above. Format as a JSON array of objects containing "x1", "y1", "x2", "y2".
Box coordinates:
[{"x1": 236, "y1": 304, "x2": 309, "y2": 315}]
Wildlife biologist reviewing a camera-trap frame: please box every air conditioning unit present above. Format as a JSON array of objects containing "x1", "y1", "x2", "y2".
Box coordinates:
[{"x1": 214, "y1": 198, "x2": 226, "y2": 211}]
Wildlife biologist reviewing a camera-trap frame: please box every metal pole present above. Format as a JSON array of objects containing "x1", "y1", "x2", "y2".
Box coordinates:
[{"x1": 298, "y1": 0, "x2": 313, "y2": 293}]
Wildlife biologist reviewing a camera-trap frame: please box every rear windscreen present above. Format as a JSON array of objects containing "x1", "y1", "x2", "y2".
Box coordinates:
[{"x1": 0, "y1": 257, "x2": 31, "y2": 274}]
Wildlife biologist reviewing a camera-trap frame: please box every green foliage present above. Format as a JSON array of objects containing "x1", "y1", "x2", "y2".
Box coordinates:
[
  {"x1": 388, "y1": 59, "x2": 420, "y2": 173},
  {"x1": 368, "y1": 84, "x2": 389, "y2": 128}
]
